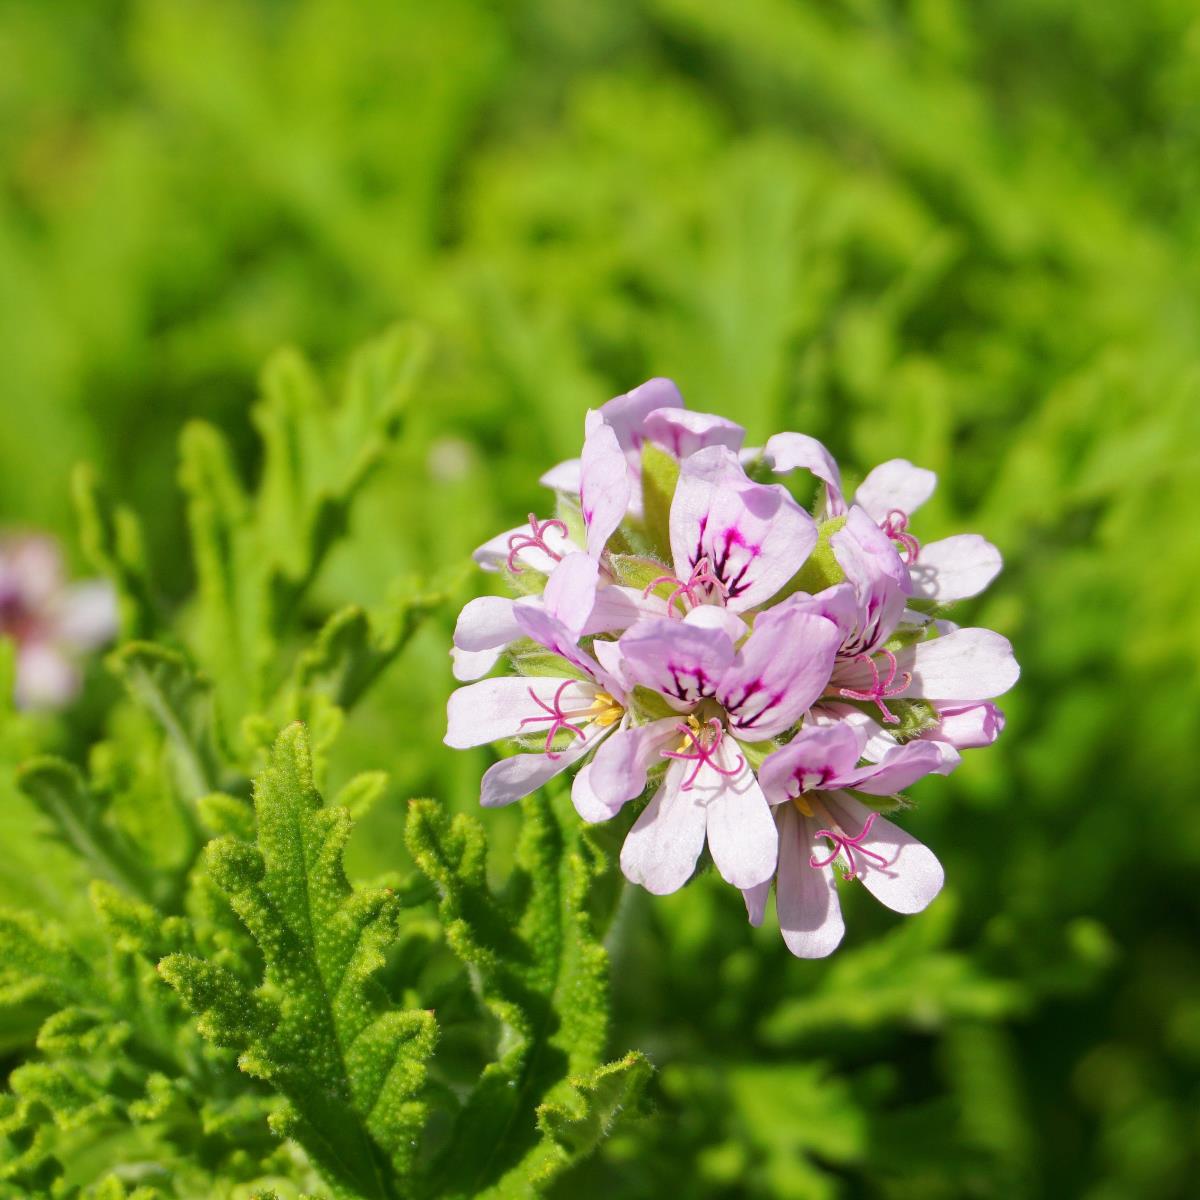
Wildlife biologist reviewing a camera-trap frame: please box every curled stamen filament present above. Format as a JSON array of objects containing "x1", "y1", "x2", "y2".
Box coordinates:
[
  {"x1": 809, "y1": 811, "x2": 889, "y2": 877},
  {"x1": 642, "y1": 556, "x2": 729, "y2": 618},
  {"x1": 837, "y1": 648, "x2": 912, "y2": 725},
  {"x1": 518, "y1": 681, "x2": 589, "y2": 758},
  {"x1": 662, "y1": 717, "x2": 744, "y2": 791},
  {"x1": 506, "y1": 514, "x2": 569, "y2": 574},
  {"x1": 881, "y1": 509, "x2": 920, "y2": 563}
]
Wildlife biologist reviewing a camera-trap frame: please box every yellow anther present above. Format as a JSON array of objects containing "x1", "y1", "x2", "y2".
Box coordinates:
[
  {"x1": 589, "y1": 691, "x2": 624, "y2": 728},
  {"x1": 791, "y1": 794, "x2": 814, "y2": 818}
]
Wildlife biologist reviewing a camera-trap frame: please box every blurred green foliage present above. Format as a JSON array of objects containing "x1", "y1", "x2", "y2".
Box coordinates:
[{"x1": 1, "y1": 0, "x2": 1198, "y2": 1196}]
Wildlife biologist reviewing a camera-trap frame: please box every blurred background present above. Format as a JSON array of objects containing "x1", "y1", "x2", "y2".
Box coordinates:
[{"x1": 2, "y1": 0, "x2": 1199, "y2": 1196}]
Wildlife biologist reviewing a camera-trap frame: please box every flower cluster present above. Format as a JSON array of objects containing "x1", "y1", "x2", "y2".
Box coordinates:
[
  {"x1": 445, "y1": 380, "x2": 1017, "y2": 957},
  {"x1": 0, "y1": 534, "x2": 118, "y2": 709}
]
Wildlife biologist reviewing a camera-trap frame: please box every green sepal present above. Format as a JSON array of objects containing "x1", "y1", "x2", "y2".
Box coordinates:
[
  {"x1": 778, "y1": 515, "x2": 848, "y2": 600},
  {"x1": 640, "y1": 441, "x2": 680, "y2": 560},
  {"x1": 630, "y1": 686, "x2": 679, "y2": 722},
  {"x1": 509, "y1": 640, "x2": 589, "y2": 681}
]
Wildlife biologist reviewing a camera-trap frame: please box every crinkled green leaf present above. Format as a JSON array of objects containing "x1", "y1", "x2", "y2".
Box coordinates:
[{"x1": 163, "y1": 724, "x2": 436, "y2": 1200}]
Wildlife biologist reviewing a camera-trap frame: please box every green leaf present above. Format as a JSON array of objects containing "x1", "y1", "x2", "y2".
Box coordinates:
[
  {"x1": 71, "y1": 462, "x2": 160, "y2": 639},
  {"x1": 255, "y1": 323, "x2": 431, "y2": 619},
  {"x1": 16, "y1": 758, "x2": 155, "y2": 903},
  {"x1": 106, "y1": 642, "x2": 225, "y2": 803},
  {"x1": 293, "y1": 584, "x2": 445, "y2": 712},
  {"x1": 163, "y1": 724, "x2": 436, "y2": 1200},
  {"x1": 406, "y1": 792, "x2": 647, "y2": 1196}
]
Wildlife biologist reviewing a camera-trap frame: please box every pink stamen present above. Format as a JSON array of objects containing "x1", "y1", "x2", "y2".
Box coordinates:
[
  {"x1": 881, "y1": 509, "x2": 920, "y2": 564},
  {"x1": 809, "y1": 811, "x2": 889, "y2": 877},
  {"x1": 506, "y1": 514, "x2": 569, "y2": 574},
  {"x1": 662, "y1": 718, "x2": 744, "y2": 791},
  {"x1": 642, "y1": 556, "x2": 728, "y2": 618},
  {"x1": 518, "y1": 681, "x2": 588, "y2": 758},
  {"x1": 837, "y1": 648, "x2": 912, "y2": 725}
]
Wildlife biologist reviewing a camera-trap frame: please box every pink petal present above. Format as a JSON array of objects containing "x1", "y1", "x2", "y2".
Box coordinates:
[
  {"x1": 616, "y1": 616, "x2": 735, "y2": 707},
  {"x1": 589, "y1": 377, "x2": 685, "y2": 453},
  {"x1": 840, "y1": 739, "x2": 945, "y2": 794},
  {"x1": 825, "y1": 794, "x2": 944, "y2": 914},
  {"x1": 670, "y1": 446, "x2": 817, "y2": 612},
  {"x1": 701, "y1": 749, "x2": 778, "y2": 889},
  {"x1": 760, "y1": 432, "x2": 846, "y2": 514},
  {"x1": 756, "y1": 722, "x2": 865, "y2": 804},
  {"x1": 511, "y1": 602, "x2": 611, "y2": 691},
  {"x1": 2, "y1": 536, "x2": 63, "y2": 606},
  {"x1": 580, "y1": 584, "x2": 666, "y2": 636},
  {"x1": 853, "y1": 459, "x2": 937, "y2": 524},
  {"x1": 776, "y1": 807, "x2": 845, "y2": 959},
  {"x1": 14, "y1": 641, "x2": 80, "y2": 710},
  {"x1": 643, "y1": 409, "x2": 745, "y2": 458},
  {"x1": 580, "y1": 422, "x2": 633, "y2": 559},
  {"x1": 584, "y1": 717, "x2": 679, "y2": 813},
  {"x1": 53, "y1": 580, "x2": 118, "y2": 650},
  {"x1": 619, "y1": 761, "x2": 708, "y2": 895},
  {"x1": 717, "y1": 606, "x2": 841, "y2": 740},
  {"x1": 908, "y1": 535, "x2": 1003, "y2": 602},
  {"x1": 742, "y1": 878, "x2": 772, "y2": 927},
  {"x1": 932, "y1": 701, "x2": 1006, "y2": 749},
  {"x1": 544, "y1": 553, "x2": 601, "y2": 640}
]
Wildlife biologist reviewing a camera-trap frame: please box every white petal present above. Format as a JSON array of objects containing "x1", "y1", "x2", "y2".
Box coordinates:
[
  {"x1": 898, "y1": 628, "x2": 1020, "y2": 702},
  {"x1": 540, "y1": 458, "x2": 582, "y2": 493},
  {"x1": 826, "y1": 793, "x2": 944, "y2": 915},
  {"x1": 454, "y1": 596, "x2": 520, "y2": 653},
  {"x1": 451, "y1": 645, "x2": 505, "y2": 682},
  {"x1": 619, "y1": 761, "x2": 708, "y2": 895},
  {"x1": 854, "y1": 459, "x2": 937, "y2": 524},
  {"x1": 445, "y1": 676, "x2": 593, "y2": 748},
  {"x1": 702, "y1": 750, "x2": 778, "y2": 889},
  {"x1": 776, "y1": 807, "x2": 844, "y2": 959},
  {"x1": 451, "y1": 596, "x2": 520, "y2": 681},
  {"x1": 681, "y1": 604, "x2": 748, "y2": 643},
  {"x1": 908, "y1": 535, "x2": 1002, "y2": 602},
  {"x1": 480, "y1": 726, "x2": 606, "y2": 808},
  {"x1": 581, "y1": 584, "x2": 665, "y2": 635}
]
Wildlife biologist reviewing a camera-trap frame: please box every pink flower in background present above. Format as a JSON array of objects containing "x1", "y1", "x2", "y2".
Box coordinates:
[
  {"x1": 0, "y1": 535, "x2": 118, "y2": 709},
  {"x1": 445, "y1": 379, "x2": 1019, "y2": 957}
]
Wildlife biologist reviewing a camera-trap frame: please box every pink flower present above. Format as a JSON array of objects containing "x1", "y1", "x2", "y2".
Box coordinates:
[
  {"x1": 597, "y1": 604, "x2": 842, "y2": 893},
  {"x1": 0, "y1": 535, "x2": 118, "y2": 709},
  {"x1": 444, "y1": 379, "x2": 1019, "y2": 957},
  {"x1": 761, "y1": 436, "x2": 1003, "y2": 602},
  {"x1": 747, "y1": 723, "x2": 946, "y2": 957},
  {"x1": 446, "y1": 601, "x2": 633, "y2": 812}
]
